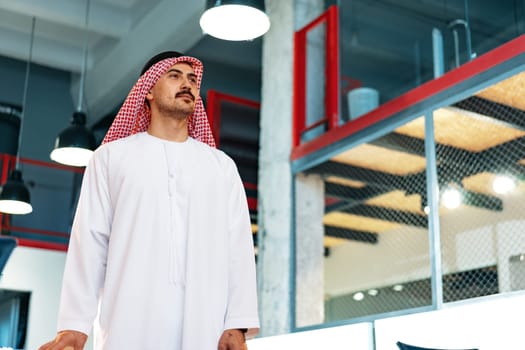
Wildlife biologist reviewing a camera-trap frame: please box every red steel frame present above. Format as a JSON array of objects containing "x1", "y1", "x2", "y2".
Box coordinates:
[
  {"x1": 206, "y1": 89, "x2": 260, "y2": 212},
  {"x1": 0, "y1": 153, "x2": 84, "y2": 252},
  {"x1": 0, "y1": 153, "x2": 13, "y2": 238},
  {"x1": 293, "y1": 5, "x2": 340, "y2": 147},
  {"x1": 292, "y1": 31, "x2": 525, "y2": 161},
  {"x1": 207, "y1": 89, "x2": 261, "y2": 148}
]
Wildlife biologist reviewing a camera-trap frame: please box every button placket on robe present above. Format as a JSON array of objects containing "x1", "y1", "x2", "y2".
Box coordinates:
[
  {"x1": 166, "y1": 148, "x2": 176, "y2": 197},
  {"x1": 168, "y1": 172, "x2": 175, "y2": 196},
  {"x1": 163, "y1": 140, "x2": 190, "y2": 287},
  {"x1": 163, "y1": 142, "x2": 179, "y2": 287}
]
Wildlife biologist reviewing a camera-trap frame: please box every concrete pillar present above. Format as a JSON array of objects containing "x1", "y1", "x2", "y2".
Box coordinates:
[
  {"x1": 257, "y1": 0, "x2": 295, "y2": 336},
  {"x1": 258, "y1": 0, "x2": 325, "y2": 336},
  {"x1": 294, "y1": 0, "x2": 326, "y2": 328},
  {"x1": 295, "y1": 173, "x2": 325, "y2": 327}
]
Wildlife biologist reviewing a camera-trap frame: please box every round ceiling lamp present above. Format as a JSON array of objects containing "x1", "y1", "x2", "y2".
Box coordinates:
[{"x1": 200, "y1": 0, "x2": 270, "y2": 41}]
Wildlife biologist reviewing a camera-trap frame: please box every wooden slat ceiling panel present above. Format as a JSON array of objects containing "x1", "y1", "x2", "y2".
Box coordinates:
[
  {"x1": 476, "y1": 71, "x2": 525, "y2": 163},
  {"x1": 325, "y1": 176, "x2": 366, "y2": 188},
  {"x1": 331, "y1": 143, "x2": 426, "y2": 175},
  {"x1": 323, "y1": 212, "x2": 400, "y2": 232},
  {"x1": 364, "y1": 190, "x2": 423, "y2": 214},
  {"x1": 324, "y1": 236, "x2": 352, "y2": 248},
  {"x1": 476, "y1": 71, "x2": 525, "y2": 110},
  {"x1": 395, "y1": 108, "x2": 525, "y2": 152}
]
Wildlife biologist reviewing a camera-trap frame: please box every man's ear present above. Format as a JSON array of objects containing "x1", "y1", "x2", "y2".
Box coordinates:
[{"x1": 146, "y1": 90, "x2": 153, "y2": 101}]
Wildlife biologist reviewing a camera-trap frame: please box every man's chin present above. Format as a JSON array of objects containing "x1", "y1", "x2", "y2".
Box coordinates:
[
  {"x1": 180, "y1": 107, "x2": 196, "y2": 118},
  {"x1": 173, "y1": 101, "x2": 195, "y2": 114},
  {"x1": 158, "y1": 106, "x2": 195, "y2": 120}
]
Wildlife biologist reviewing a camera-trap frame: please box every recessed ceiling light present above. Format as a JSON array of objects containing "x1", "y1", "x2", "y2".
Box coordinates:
[
  {"x1": 492, "y1": 175, "x2": 517, "y2": 194},
  {"x1": 441, "y1": 186, "x2": 462, "y2": 209},
  {"x1": 393, "y1": 284, "x2": 404, "y2": 292},
  {"x1": 367, "y1": 289, "x2": 379, "y2": 296},
  {"x1": 353, "y1": 292, "x2": 365, "y2": 301}
]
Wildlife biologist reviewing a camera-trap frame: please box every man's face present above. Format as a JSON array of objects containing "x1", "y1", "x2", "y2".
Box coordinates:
[{"x1": 146, "y1": 62, "x2": 199, "y2": 119}]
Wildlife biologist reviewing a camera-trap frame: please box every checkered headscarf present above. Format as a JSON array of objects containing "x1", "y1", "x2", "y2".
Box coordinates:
[{"x1": 102, "y1": 54, "x2": 216, "y2": 147}]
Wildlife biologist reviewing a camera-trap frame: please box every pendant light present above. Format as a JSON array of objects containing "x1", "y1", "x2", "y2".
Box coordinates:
[
  {"x1": 50, "y1": 0, "x2": 96, "y2": 167},
  {"x1": 0, "y1": 17, "x2": 36, "y2": 215},
  {"x1": 200, "y1": 0, "x2": 270, "y2": 41}
]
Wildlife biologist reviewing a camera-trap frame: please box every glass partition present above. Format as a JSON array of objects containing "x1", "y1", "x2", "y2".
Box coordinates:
[
  {"x1": 338, "y1": 0, "x2": 525, "y2": 122},
  {"x1": 434, "y1": 71, "x2": 525, "y2": 300},
  {"x1": 293, "y1": 50, "x2": 525, "y2": 329}
]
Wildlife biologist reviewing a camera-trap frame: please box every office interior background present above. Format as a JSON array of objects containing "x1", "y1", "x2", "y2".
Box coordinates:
[{"x1": 1, "y1": 0, "x2": 525, "y2": 349}]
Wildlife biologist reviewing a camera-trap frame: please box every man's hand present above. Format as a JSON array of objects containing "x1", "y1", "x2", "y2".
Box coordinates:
[
  {"x1": 218, "y1": 329, "x2": 247, "y2": 350},
  {"x1": 38, "y1": 330, "x2": 88, "y2": 350}
]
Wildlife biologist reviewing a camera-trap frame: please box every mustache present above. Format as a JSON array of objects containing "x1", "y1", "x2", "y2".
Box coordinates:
[{"x1": 176, "y1": 90, "x2": 195, "y2": 101}]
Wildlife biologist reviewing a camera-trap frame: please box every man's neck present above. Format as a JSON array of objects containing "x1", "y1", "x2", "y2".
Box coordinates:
[{"x1": 147, "y1": 115, "x2": 189, "y2": 142}]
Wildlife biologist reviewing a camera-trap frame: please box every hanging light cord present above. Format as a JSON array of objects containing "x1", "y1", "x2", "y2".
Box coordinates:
[
  {"x1": 16, "y1": 17, "x2": 36, "y2": 170},
  {"x1": 77, "y1": 0, "x2": 91, "y2": 112}
]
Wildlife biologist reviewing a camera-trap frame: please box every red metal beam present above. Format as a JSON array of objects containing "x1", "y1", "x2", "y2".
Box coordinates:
[
  {"x1": 207, "y1": 90, "x2": 260, "y2": 148},
  {"x1": 16, "y1": 238, "x2": 68, "y2": 252},
  {"x1": 5, "y1": 225, "x2": 70, "y2": 238},
  {"x1": 0, "y1": 153, "x2": 12, "y2": 184},
  {"x1": 21, "y1": 156, "x2": 85, "y2": 174},
  {"x1": 0, "y1": 153, "x2": 15, "y2": 230},
  {"x1": 206, "y1": 90, "x2": 222, "y2": 146},
  {"x1": 293, "y1": 5, "x2": 340, "y2": 147},
  {"x1": 326, "y1": 5, "x2": 340, "y2": 131},
  {"x1": 208, "y1": 90, "x2": 260, "y2": 109},
  {"x1": 293, "y1": 28, "x2": 307, "y2": 146},
  {"x1": 247, "y1": 197, "x2": 258, "y2": 211},
  {"x1": 243, "y1": 182, "x2": 258, "y2": 191}
]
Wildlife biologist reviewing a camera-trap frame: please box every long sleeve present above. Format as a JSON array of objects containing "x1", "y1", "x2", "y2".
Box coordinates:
[
  {"x1": 57, "y1": 147, "x2": 113, "y2": 335},
  {"x1": 223, "y1": 161, "x2": 260, "y2": 338}
]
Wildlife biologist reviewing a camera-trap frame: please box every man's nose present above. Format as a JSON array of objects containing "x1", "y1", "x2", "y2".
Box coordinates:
[{"x1": 180, "y1": 76, "x2": 191, "y2": 88}]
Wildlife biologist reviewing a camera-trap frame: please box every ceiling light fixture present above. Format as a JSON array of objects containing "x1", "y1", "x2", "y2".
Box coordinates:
[
  {"x1": 367, "y1": 289, "x2": 379, "y2": 296},
  {"x1": 0, "y1": 18, "x2": 36, "y2": 215},
  {"x1": 393, "y1": 284, "x2": 404, "y2": 292},
  {"x1": 50, "y1": 0, "x2": 96, "y2": 167},
  {"x1": 352, "y1": 292, "x2": 365, "y2": 301},
  {"x1": 200, "y1": 0, "x2": 270, "y2": 41},
  {"x1": 492, "y1": 174, "x2": 517, "y2": 195},
  {"x1": 441, "y1": 183, "x2": 462, "y2": 209}
]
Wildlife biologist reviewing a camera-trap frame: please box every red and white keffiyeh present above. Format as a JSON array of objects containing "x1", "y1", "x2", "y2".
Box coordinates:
[{"x1": 102, "y1": 55, "x2": 216, "y2": 147}]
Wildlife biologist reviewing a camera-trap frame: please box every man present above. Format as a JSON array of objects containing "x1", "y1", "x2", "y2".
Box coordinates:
[{"x1": 39, "y1": 51, "x2": 259, "y2": 350}]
